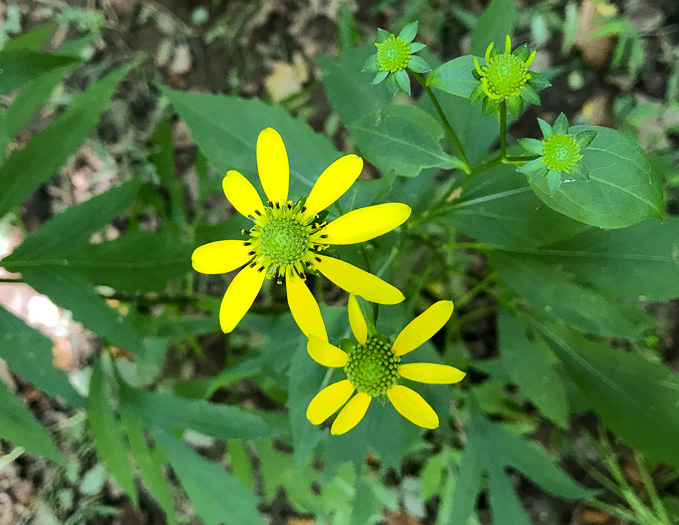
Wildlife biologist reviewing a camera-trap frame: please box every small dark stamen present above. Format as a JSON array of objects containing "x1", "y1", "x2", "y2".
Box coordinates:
[
  {"x1": 249, "y1": 262, "x2": 257, "y2": 268},
  {"x1": 248, "y1": 215, "x2": 255, "y2": 221},
  {"x1": 287, "y1": 202, "x2": 292, "y2": 209},
  {"x1": 257, "y1": 266, "x2": 265, "y2": 273},
  {"x1": 301, "y1": 206, "x2": 306, "y2": 212},
  {"x1": 321, "y1": 234, "x2": 328, "y2": 238},
  {"x1": 255, "y1": 209, "x2": 262, "y2": 216},
  {"x1": 275, "y1": 202, "x2": 281, "y2": 209},
  {"x1": 315, "y1": 256, "x2": 322, "y2": 263},
  {"x1": 248, "y1": 251, "x2": 256, "y2": 256},
  {"x1": 244, "y1": 241, "x2": 251, "y2": 246},
  {"x1": 268, "y1": 200, "x2": 273, "y2": 207}
]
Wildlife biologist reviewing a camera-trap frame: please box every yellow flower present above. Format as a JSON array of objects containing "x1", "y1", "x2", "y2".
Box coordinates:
[
  {"x1": 306, "y1": 295, "x2": 466, "y2": 435},
  {"x1": 191, "y1": 128, "x2": 410, "y2": 336}
]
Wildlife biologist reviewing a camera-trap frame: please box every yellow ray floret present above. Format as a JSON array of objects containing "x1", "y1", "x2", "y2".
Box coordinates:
[{"x1": 191, "y1": 128, "x2": 410, "y2": 334}]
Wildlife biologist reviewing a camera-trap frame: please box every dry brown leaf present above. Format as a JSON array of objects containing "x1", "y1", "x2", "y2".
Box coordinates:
[{"x1": 575, "y1": 0, "x2": 618, "y2": 69}]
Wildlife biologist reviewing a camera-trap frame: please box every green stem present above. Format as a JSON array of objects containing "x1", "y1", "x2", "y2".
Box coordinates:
[
  {"x1": 412, "y1": 72, "x2": 470, "y2": 172},
  {"x1": 499, "y1": 100, "x2": 507, "y2": 159}
]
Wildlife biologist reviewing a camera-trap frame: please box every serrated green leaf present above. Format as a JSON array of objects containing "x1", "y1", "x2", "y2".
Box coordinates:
[
  {"x1": 450, "y1": 406, "x2": 593, "y2": 524},
  {"x1": 469, "y1": 0, "x2": 516, "y2": 56},
  {"x1": 496, "y1": 309, "x2": 569, "y2": 427},
  {"x1": 0, "y1": 305, "x2": 83, "y2": 407},
  {"x1": 4, "y1": 231, "x2": 191, "y2": 294},
  {"x1": 0, "y1": 61, "x2": 136, "y2": 219},
  {"x1": 426, "y1": 56, "x2": 479, "y2": 98},
  {"x1": 19, "y1": 267, "x2": 145, "y2": 354},
  {"x1": 531, "y1": 320, "x2": 679, "y2": 470},
  {"x1": 349, "y1": 105, "x2": 457, "y2": 177},
  {"x1": 88, "y1": 358, "x2": 138, "y2": 506},
  {"x1": 135, "y1": 390, "x2": 280, "y2": 440},
  {"x1": 0, "y1": 380, "x2": 64, "y2": 464},
  {"x1": 530, "y1": 126, "x2": 664, "y2": 228},
  {"x1": 152, "y1": 428, "x2": 265, "y2": 525},
  {"x1": 118, "y1": 384, "x2": 177, "y2": 524},
  {"x1": 161, "y1": 86, "x2": 340, "y2": 197}
]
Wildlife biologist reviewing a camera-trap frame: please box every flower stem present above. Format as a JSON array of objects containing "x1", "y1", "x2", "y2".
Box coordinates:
[
  {"x1": 412, "y1": 72, "x2": 470, "y2": 172},
  {"x1": 499, "y1": 100, "x2": 507, "y2": 159}
]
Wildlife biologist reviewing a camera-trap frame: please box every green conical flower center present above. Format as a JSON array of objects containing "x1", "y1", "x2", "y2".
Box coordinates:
[
  {"x1": 541, "y1": 134, "x2": 582, "y2": 173},
  {"x1": 245, "y1": 199, "x2": 328, "y2": 282},
  {"x1": 375, "y1": 35, "x2": 411, "y2": 73},
  {"x1": 344, "y1": 336, "x2": 401, "y2": 397},
  {"x1": 484, "y1": 54, "x2": 529, "y2": 98}
]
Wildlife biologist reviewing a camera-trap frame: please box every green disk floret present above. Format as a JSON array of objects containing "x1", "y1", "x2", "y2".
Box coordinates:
[
  {"x1": 482, "y1": 53, "x2": 530, "y2": 99},
  {"x1": 259, "y1": 217, "x2": 309, "y2": 266},
  {"x1": 470, "y1": 35, "x2": 549, "y2": 118},
  {"x1": 541, "y1": 134, "x2": 581, "y2": 173},
  {"x1": 375, "y1": 35, "x2": 411, "y2": 73},
  {"x1": 245, "y1": 198, "x2": 328, "y2": 283},
  {"x1": 344, "y1": 336, "x2": 401, "y2": 397}
]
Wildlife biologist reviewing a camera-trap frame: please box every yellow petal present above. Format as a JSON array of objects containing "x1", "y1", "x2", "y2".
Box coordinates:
[
  {"x1": 307, "y1": 334, "x2": 349, "y2": 367},
  {"x1": 525, "y1": 50, "x2": 536, "y2": 67},
  {"x1": 222, "y1": 170, "x2": 264, "y2": 219},
  {"x1": 256, "y1": 127, "x2": 289, "y2": 205},
  {"x1": 393, "y1": 301, "x2": 454, "y2": 356},
  {"x1": 505, "y1": 34, "x2": 512, "y2": 54},
  {"x1": 474, "y1": 57, "x2": 484, "y2": 76},
  {"x1": 348, "y1": 294, "x2": 367, "y2": 344},
  {"x1": 303, "y1": 154, "x2": 363, "y2": 219},
  {"x1": 319, "y1": 203, "x2": 411, "y2": 245},
  {"x1": 312, "y1": 254, "x2": 404, "y2": 305},
  {"x1": 286, "y1": 272, "x2": 327, "y2": 341},
  {"x1": 398, "y1": 363, "x2": 466, "y2": 384},
  {"x1": 219, "y1": 265, "x2": 266, "y2": 333},
  {"x1": 306, "y1": 379, "x2": 354, "y2": 425},
  {"x1": 387, "y1": 384, "x2": 439, "y2": 429},
  {"x1": 191, "y1": 240, "x2": 253, "y2": 275},
  {"x1": 331, "y1": 392, "x2": 371, "y2": 435}
]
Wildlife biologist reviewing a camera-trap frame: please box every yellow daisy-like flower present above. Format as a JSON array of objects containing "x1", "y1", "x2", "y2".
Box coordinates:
[
  {"x1": 191, "y1": 128, "x2": 410, "y2": 337},
  {"x1": 306, "y1": 295, "x2": 466, "y2": 435}
]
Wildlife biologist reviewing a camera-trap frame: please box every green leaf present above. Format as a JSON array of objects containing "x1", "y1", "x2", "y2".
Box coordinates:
[
  {"x1": 516, "y1": 157, "x2": 544, "y2": 173},
  {"x1": 433, "y1": 165, "x2": 589, "y2": 249},
  {"x1": 520, "y1": 84, "x2": 540, "y2": 105},
  {"x1": 5, "y1": 64, "x2": 77, "y2": 139},
  {"x1": 426, "y1": 56, "x2": 479, "y2": 98},
  {"x1": 537, "y1": 117, "x2": 553, "y2": 138},
  {"x1": 497, "y1": 309, "x2": 569, "y2": 427},
  {"x1": 319, "y1": 44, "x2": 391, "y2": 125},
  {"x1": 361, "y1": 53, "x2": 378, "y2": 72},
  {"x1": 3, "y1": 25, "x2": 55, "y2": 52},
  {"x1": 469, "y1": 0, "x2": 517, "y2": 56},
  {"x1": 506, "y1": 95, "x2": 523, "y2": 118},
  {"x1": 493, "y1": 255, "x2": 654, "y2": 339},
  {"x1": 18, "y1": 267, "x2": 145, "y2": 354},
  {"x1": 418, "y1": 85, "x2": 498, "y2": 162},
  {"x1": 398, "y1": 21, "x2": 418, "y2": 43},
  {"x1": 0, "y1": 305, "x2": 83, "y2": 407},
  {"x1": 450, "y1": 406, "x2": 593, "y2": 525},
  {"x1": 552, "y1": 112, "x2": 569, "y2": 134},
  {"x1": 517, "y1": 138, "x2": 543, "y2": 155},
  {"x1": 531, "y1": 320, "x2": 679, "y2": 470},
  {"x1": 519, "y1": 217, "x2": 679, "y2": 301},
  {"x1": 0, "y1": 50, "x2": 78, "y2": 94},
  {"x1": 161, "y1": 86, "x2": 340, "y2": 197},
  {"x1": 0, "y1": 61, "x2": 136, "y2": 219},
  {"x1": 574, "y1": 130, "x2": 597, "y2": 150},
  {"x1": 135, "y1": 390, "x2": 280, "y2": 440},
  {"x1": 349, "y1": 105, "x2": 458, "y2": 177},
  {"x1": 118, "y1": 384, "x2": 177, "y2": 525},
  {"x1": 4, "y1": 232, "x2": 191, "y2": 293},
  {"x1": 5, "y1": 180, "x2": 140, "y2": 261},
  {"x1": 547, "y1": 169, "x2": 562, "y2": 194},
  {"x1": 394, "y1": 68, "x2": 411, "y2": 95},
  {"x1": 88, "y1": 358, "x2": 138, "y2": 506},
  {"x1": 152, "y1": 428, "x2": 265, "y2": 525},
  {"x1": 408, "y1": 55, "x2": 431, "y2": 74},
  {"x1": 0, "y1": 380, "x2": 64, "y2": 464},
  {"x1": 530, "y1": 126, "x2": 664, "y2": 228}
]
